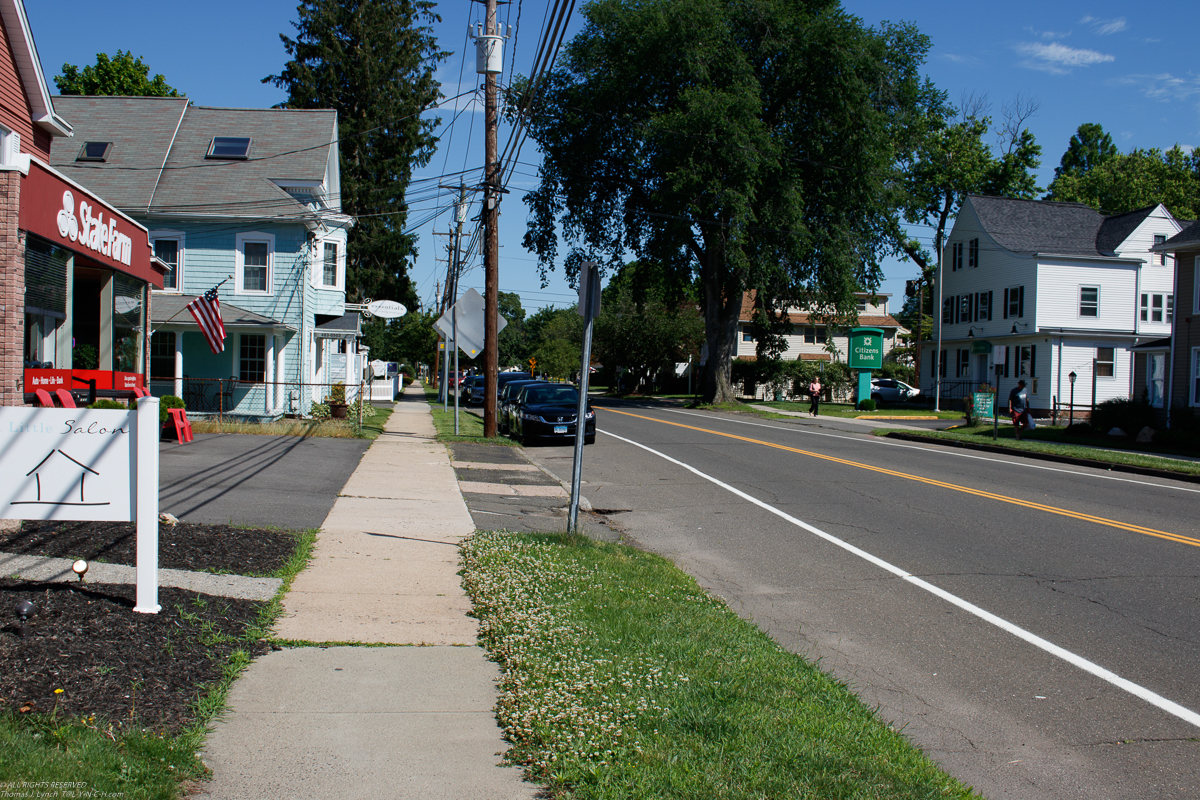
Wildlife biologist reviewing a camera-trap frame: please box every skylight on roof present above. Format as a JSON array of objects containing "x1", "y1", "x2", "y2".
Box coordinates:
[
  {"x1": 206, "y1": 137, "x2": 251, "y2": 160},
  {"x1": 76, "y1": 142, "x2": 112, "y2": 162}
]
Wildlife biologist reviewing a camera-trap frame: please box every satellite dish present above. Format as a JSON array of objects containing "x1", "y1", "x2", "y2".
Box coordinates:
[{"x1": 366, "y1": 300, "x2": 406, "y2": 319}]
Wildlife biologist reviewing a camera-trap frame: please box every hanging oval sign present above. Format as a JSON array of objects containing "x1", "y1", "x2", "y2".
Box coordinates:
[{"x1": 366, "y1": 300, "x2": 406, "y2": 319}]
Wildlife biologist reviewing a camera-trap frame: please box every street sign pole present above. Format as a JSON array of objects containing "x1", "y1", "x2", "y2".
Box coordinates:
[
  {"x1": 453, "y1": 302, "x2": 460, "y2": 435},
  {"x1": 568, "y1": 262, "x2": 600, "y2": 532}
]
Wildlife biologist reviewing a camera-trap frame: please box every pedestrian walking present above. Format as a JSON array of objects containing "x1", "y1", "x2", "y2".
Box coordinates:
[
  {"x1": 808, "y1": 377, "x2": 822, "y2": 417},
  {"x1": 1008, "y1": 379, "x2": 1030, "y2": 440}
]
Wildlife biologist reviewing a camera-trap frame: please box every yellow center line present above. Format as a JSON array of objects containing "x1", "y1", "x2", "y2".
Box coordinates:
[{"x1": 603, "y1": 407, "x2": 1200, "y2": 548}]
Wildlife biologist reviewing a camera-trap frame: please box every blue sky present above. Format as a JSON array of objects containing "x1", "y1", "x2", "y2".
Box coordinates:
[{"x1": 27, "y1": 0, "x2": 1200, "y2": 316}]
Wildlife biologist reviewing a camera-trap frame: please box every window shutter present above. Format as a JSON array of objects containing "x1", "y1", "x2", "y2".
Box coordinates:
[
  {"x1": 988, "y1": 290, "x2": 993, "y2": 321},
  {"x1": 1030, "y1": 344, "x2": 1036, "y2": 377},
  {"x1": 1018, "y1": 286, "x2": 1025, "y2": 318},
  {"x1": 1004, "y1": 347, "x2": 1010, "y2": 378},
  {"x1": 973, "y1": 293, "x2": 979, "y2": 322},
  {"x1": 1003, "y1": 288, "x2": 1009, "y2": 319}
]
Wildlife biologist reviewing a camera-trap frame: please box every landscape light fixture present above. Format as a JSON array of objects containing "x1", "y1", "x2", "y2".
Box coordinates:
[
  {"x1": 15, "y1": 600, "x2": 35, "y2": 638},
  {"x1": 1011, "y1": 322, "x2": 1029, "y2": 335},
  {"x1": 967, "y1": 326, "x2": 983, "y2": 338},
  {"x1": 72, "y1": 560, "x2": 89, "y2": 583}
]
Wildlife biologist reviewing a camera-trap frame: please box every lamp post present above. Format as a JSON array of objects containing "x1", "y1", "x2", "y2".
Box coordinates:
[{"x1": 1068, "y1": 370, "x2": 1077, "y2": 426}]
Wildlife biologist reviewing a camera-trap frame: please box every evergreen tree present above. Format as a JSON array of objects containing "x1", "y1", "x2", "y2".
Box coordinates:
[
  {"x1": 56, "y1": 51, "x2": 180, "y2": 96},
  {"x1": 1050, "y1": 123, "x2": 1118, "y2": 183},
  {"x1": 266, "y1": 0, "x2": 446, "y2": 308}
]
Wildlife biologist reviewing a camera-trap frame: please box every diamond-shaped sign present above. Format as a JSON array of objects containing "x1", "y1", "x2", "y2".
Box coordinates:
[{"x1": 434, "y1": 288, "x2": 506, "y2": 358}]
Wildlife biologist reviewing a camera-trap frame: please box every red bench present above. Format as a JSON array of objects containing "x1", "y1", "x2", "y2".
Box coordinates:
[{"x1": 166, "y1": 407, "x2": 194, "y2": 443}]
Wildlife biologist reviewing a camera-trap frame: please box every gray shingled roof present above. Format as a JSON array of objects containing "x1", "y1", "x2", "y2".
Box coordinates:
[
  {"x1": 1164, "y1": 220, "x2": 1200, "y2": 250},
  {"x1": 48, "y1": 97, "x2": 337, "y2": 220},
  {"x1": 48, "y1": 97, "x2": 189, "y2": 210},
  {"x1": 1095, "y1": 206, "x2": 1157, "y2": 254},
  {"x1": 314, "y1": 312, "x2": 362, "y2": 338},
  {"x1": 151, "y1": 295, "x2": 294, "y2": 330},
  {"x1": 968, "y1": 195, "x2": 1112, "y2": 257}
]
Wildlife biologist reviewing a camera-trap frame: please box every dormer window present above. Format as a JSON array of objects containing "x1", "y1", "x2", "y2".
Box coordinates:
[
  {"x1": 76, "y1": 141, "x2": 112, "y2": 162},
  {"x1": 206, "y1": 137, "x2": 252, "y2": 160}
]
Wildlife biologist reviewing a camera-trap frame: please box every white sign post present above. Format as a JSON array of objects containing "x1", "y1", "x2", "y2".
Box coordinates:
[{"x1": 0, "y1": 397, "x2": 161, "y2": 613}]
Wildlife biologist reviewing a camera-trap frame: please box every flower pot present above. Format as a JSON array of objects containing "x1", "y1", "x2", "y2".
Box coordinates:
[{"x1": 329, "y1": 402, "x2": 348, "y2": 419}]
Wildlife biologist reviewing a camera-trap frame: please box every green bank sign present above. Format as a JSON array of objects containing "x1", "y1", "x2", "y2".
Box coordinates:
[{"x1": 847, "y1": 327, "x2": 884, "y2": 370}]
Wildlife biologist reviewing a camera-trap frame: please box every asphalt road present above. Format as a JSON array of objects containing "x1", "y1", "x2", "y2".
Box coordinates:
[
  {"x1": 522, "y1": 400, "x2": 1200, "y2": 800},
  {"x1": 158, "y1": 433, "x2": 370, "y2": 530}
]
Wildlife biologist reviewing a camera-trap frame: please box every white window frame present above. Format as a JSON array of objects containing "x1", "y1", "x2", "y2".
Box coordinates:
[
  {"x1": 1079, "y1": 286, "x2": 1099, "y2": 318},
  {"x1": 1153, "y1": 234, "x2": 1167, "y2": 266},
  {"x1": 149, "y1": 230, "x2": 185, "y2": 293},
  {"x1": 235, "y1": 231, "x2": 275, "y2": 295},
  {"x1": 1096, "y1": 346, "x2": 1115, "y2": 379},
  {"x1": 0, "y1": 124, "x2": 16, "y2": 167},
  {"x1": 317, "y1": 237, "x2": 345, "y2": 290},
  {"x1": 236, "y1": 332, "x2": 268, "y2": 383},
  {"x1": 1147, "y1": 352, "x2": 1165, "y2": 409}
]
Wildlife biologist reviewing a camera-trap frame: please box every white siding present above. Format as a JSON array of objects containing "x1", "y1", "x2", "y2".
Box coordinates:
[
  {"x1": 1035, "y1": 259, "x2": 1137, "y2": 331},
  {"x1": 1111, "y1": 205, "x2": 1182, "y2": 336}
]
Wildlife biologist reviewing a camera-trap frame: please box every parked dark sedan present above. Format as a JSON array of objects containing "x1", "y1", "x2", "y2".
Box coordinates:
[
  {"x1": 498, "y1": 378, "x2": 544, "y2": 436},
  {"x1": 462, "y1": 375, "x2": 485, "y2": 404},
  {"x1": 510, "y1": 383, "x2": 595, "y2": 445}
]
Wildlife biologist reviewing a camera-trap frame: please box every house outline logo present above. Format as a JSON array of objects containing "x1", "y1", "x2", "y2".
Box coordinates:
[{"x1": 10, "y1": 448, "x2": 110, "y2": 508}]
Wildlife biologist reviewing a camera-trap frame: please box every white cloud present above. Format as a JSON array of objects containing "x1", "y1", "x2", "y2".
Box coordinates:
[
  {"x1": 1118, "y1": 72, "x2": 1200, "y2": 103},
  {"x1": 1015, "y1": 42, "x2": 1115, "y2": 74},
  {"x1": 1024, "y1": 25, "x2": 1070, "y2": 40},
  {"x1": 1080, "y1": 16, "x2": 1127, "y2": 35}
]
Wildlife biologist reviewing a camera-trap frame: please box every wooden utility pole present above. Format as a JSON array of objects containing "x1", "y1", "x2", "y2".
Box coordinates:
[{"x1": 482, "y1": 0, "x2": 502, "y2": 437}]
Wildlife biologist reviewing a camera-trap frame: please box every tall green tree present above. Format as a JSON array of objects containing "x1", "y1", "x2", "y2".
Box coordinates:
[
  {"x1": 895, "y1": 95, "x2": 1042, "y2": 292},
  {"x1": 1050, "y1": 123, "x2": 1117, "y2": 183},
  {"x1": 526, "y1": 307, "x2": 581, "y2": 378},
  {"x1": 516, "y1": 0, "x2": 935, "y2": 403},
  {"x1": 594, "y1": 262, "x2": 703, "y2": 393},
  {"x1": 55, "y1": 51, "x2": 180, "y2": 96},
  {"x1": 266, "y1": 0, "x2": 446, "y2": 308},
  {"x1": 1045, "y1": 145, "x2": 1200, "y2": 220},
  {"x1": 497, "y1": 292, "x2": 528, "y2": 369}
]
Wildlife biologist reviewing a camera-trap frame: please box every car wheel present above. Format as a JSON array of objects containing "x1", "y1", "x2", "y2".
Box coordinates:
[{"x1": 585, "y1": 435, "x2": 595, "y2": 445}]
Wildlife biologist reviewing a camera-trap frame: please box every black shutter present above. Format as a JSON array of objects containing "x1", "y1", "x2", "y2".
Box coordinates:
[
  {"x1": 1018, "y1": 286, "x2": 1025, "y2": 318},
  {"x1": 988, "y1": 290, "x2": 993, "y2": 321},
  {"x1": 1030, "y1": 344, "x2": 1036, "y2": 377},
  {"x1": 1004, "y1": 347, "x2": 1010, "y2": 378},
  {"x1": 1003, "y1": 288, "x2": 1009, "y2": 319}
]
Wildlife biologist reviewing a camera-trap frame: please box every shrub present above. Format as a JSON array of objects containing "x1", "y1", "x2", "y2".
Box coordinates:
[
  {"x1": 309, "y1": 402, "x2": 331, "y2": 420},
  {"x1": 1090, "y1": 397, "x2": 1156, "y2": 437},
  {"x1": 88, "y1": 399, "x2": 128, "y2": 410},
  {"x1": 159, "y1": 394, "x2": 185, "y2": 424},
  {"x1": 858, "y1": 398, "x2": 877, "y2": 412},
  {"x1": 329, "y1": 382, "x2": 347, "y2": 404}
]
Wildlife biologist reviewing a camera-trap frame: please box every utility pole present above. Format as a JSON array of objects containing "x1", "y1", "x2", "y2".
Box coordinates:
[{"x1": 473, "y1": 2, "x2": 509, "y2": 438}]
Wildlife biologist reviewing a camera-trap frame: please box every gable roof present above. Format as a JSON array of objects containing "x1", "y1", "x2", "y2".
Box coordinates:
[
  {"x1": 1095, "y1": 206, "x2": 1158, "y2": 254},
  {"x1": 0, "y1": 0, "x2": 70, "y2": 137},
  {"x1": 47, "y1": 97, "x2": 340, "y2": 222},
  {"x1": 1161, "y1": 220, "x2": 1200, "y2": 252},
  {"x1": 968, "y1": 195, "x2": 1110, "y2": 257}
]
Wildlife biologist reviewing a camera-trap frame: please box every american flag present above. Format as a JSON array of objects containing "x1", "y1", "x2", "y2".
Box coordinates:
[{"x1": 187, "y1": 287, "x2": 226, "y2": 354}]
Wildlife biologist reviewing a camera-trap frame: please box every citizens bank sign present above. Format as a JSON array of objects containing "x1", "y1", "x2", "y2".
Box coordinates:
[
  {"x1": 847, "y1": 327, "x2": 885, "y2": 370},
  {"x1": 56, "y1": 190, "x2": 134, "y2": 266}
]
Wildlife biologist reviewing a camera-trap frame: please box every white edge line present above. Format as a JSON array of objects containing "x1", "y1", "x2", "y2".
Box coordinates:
[
  {"x1": 663, "y1": 408, "x2": 1200, "y2": 495},
  {"x1": 599, "y1": 427, "x2": 1200, "y2": 731}
]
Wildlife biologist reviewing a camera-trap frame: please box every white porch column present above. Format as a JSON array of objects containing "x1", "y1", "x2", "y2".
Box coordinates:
[
  {"x1": 344, "y1": 338, "x2": 354, "y2": 400},
  {"x1": 275, "y1": 335, "x2": 286, "y2": 414},
  {"x1": 174, "y1": 333, "x2": 183, "y2": 398},
  {"x1": 266, "y1": 335, "x2": 275, "y2": 414}
]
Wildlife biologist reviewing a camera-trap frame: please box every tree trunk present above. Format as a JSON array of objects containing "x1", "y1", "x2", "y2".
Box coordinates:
[{"x1": 700, "y1": 228, "x2": 741, "y2": 404}]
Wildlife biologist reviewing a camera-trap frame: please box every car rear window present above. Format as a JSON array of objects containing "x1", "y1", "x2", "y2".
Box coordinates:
[{"x1": 525, "y1": 386, "x2": 579, "y2": 404}]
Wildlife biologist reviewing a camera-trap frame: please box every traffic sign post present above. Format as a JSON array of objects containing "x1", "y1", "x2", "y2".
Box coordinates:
[{"x1": 568, "y1": 262, "x2": 600, "y2": 532}]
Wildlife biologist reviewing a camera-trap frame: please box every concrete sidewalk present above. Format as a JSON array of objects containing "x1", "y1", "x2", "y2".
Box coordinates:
[{"x1": 196, "y1": 384, "x2": 537, "y2": 799}]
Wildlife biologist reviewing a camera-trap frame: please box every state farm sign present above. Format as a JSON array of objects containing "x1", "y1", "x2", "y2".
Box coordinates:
[
  {"x1": 57, "y1": 190, "x2": 133, "y2": 266},
  {"x1": 19, "y1": 160, "x2": 159, "y2": 287}
]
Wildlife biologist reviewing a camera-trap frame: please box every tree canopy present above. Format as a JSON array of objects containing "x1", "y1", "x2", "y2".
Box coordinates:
[
  {"x1": 1050, "y1": 122, "x2": 1117, "y2": 183},
  {"x1": 895, "y1": 95, "x2": 1042, "y2": 282},
  {"x1": 1046, "y1": 141, "x2": 1199, "y2": 220},
  {"x1": 55, "y1": 51, "x2": 180, "y2": 97},
  {"x1": 266, "y1": 0, "x2": 446, "y2": 309},
  {"x1": 516, "y1": 0, "x2": 936, "y2": 402}
]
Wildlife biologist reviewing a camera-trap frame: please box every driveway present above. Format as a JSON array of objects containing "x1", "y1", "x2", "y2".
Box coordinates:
[{"x1": 159, "y1": 433, "x2": 371, "y2": 531}]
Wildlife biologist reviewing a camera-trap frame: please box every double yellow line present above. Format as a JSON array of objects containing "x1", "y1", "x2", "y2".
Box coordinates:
[{"x1": 605, "y1": 408, "x2": 1200, "y2": 548}]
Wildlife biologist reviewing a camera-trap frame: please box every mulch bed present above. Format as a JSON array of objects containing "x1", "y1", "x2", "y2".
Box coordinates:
[{"x1": 0, "y1": 521, "x2": 302, "y2": 732}]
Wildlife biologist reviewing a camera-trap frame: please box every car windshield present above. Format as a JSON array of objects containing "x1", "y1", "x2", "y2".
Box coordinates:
[{"x1": 523, "y1": 385, "x2": 579, "y2": 405}]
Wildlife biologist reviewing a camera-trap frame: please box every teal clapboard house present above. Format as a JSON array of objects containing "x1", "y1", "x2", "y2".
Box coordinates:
[{"x1": 48, "y1": 96, "x2": 357, "y2": 418}]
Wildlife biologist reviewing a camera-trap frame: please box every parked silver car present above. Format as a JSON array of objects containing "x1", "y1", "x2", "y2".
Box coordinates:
[{"x1": 870, "y1": 378, "x2": 920, "y2": 405}]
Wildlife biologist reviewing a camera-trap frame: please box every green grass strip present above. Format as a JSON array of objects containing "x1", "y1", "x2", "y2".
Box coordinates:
[
  {"x1": 461, "y1": 531, "x2": 980, "y2": 799},
  {"x1": 0, "y1": 528, "x2": 320, "y2": 798},
  {"x1": 421, "y1": 383, "x2": 516, "y2": 445},
  {"x1": 882, "y1": 425, "x2": 1200, "y2": 477}
]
